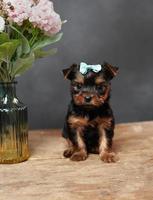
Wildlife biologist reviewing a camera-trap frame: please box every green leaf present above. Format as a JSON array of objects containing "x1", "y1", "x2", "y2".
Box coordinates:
[
  {"x1": 0, "y1": 33, "x2": 10, "y2": 45},
  {"x1": 34, "y1": 48, "x2": 57, "y2": 59},
  {"x1": 0, "y1": 63, "x2": 8, "y2": 82},
  {"x1": 12, "y1": 53, "x2": 35, "y2": 77},
  {"x1": 0, "y1": 67, "x2": 6, "y2": 81},
  {"x1": 16, "y1": 44, "x2": 23, "y2": 58},
  {"x1": 10, "y1": 25, "x2": 31, "y2": 55},
  {"x1": 32, "y1": 32, "x2": 63, "y2": 51},
  {"x1": 0, "y1": 40, "x2": 21, "y2": 62}
]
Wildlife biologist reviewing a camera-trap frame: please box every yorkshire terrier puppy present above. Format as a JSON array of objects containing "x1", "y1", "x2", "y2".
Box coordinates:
[{"x1": 62, "y1": 62, "x2": 119, "y2": 162}]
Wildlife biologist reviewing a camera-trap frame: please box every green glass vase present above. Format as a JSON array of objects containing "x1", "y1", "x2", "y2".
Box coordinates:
[{"x1": 0, "y1": 82, "x2": 30, "y2": 164}]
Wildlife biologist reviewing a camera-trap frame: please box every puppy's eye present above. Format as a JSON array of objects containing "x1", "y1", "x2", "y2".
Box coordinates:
[
  {"x1": 96, "y1": 85, "x2": 103, "y2": 90},
  {"x1": 72, "y1": 82, "x2": 82, "y2": 91},
  {"x1": 96, "y1": 84, "x2": 105, "y2": 94},
  {"x1": 75, "y1": 84, "x2": 82, "y2": 90}
]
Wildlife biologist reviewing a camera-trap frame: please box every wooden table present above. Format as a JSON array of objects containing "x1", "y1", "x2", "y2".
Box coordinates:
[{"x1": 1, "y1": 121, "x2": 153, "y2": 200}]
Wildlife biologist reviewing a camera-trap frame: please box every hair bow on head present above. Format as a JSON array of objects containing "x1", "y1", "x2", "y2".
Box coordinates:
[{"x1": 80, "y1": 62, "x2": 102, "y2": 75}]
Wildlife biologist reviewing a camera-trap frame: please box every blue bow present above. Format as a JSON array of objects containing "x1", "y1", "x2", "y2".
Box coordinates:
[{"x1": 80, "y1": 62, "x2": 102, "y2": 75}]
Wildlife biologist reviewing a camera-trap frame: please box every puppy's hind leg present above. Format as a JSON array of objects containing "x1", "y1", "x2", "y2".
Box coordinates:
[{"x1": 63, "y1": 139, "x2": 76, "y2": 158}]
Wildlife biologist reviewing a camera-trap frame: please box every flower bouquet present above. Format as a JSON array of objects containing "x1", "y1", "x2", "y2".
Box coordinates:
[
  {"x1": 0, "y1": 0, "x2": 63, "y2": 81},
  {"x1": 0, "y1": 0, "x2": 63, "y2": 163}
]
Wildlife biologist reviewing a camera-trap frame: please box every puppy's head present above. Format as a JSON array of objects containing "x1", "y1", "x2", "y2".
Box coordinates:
[{"x1": 63, "y1": 62, "x2": 119, "y2": 109}]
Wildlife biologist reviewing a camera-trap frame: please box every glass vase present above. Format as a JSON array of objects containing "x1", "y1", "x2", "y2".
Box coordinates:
[{"x1": 0, "y1": 82, "x2": 30, "y2": 164}]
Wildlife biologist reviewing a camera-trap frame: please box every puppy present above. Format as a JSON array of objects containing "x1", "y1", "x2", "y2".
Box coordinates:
[{"x1": 62, "y1": 62, "x2": 119, "y2": 162}]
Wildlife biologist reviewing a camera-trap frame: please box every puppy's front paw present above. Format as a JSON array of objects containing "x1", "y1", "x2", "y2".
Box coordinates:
[
  {"x1": 70, "y1": 151, "x2": 87, "y2": 161},
  {"x1": 100, "y1": 151, "x2": 117, "y2": 163},
  {"x1": 63, "y1": 149, "x2": 74, "y2": 158}
]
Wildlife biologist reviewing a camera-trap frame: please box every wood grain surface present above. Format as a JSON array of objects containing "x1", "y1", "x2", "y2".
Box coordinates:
[{"x1": 1, "y1": 121, "x2": 153, "y2": 200}]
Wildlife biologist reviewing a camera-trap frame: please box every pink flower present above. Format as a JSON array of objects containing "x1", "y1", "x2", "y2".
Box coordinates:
[
  {"x1": 29, "y1": 0, "x2": 62, "y2": 35},
  {"x1": 3, "y1": 0, "x2": 32, "y2": 25},
  {"x1": 3, "y1": 0, "x2": 62, "y2": 35}
]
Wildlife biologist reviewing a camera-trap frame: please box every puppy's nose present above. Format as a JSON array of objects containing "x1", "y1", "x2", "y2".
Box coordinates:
[{"x1": 85, "y1": 96, "x2": 92, "y2": 103}]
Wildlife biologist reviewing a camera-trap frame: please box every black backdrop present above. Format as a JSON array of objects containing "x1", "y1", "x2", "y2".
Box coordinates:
[{"x1": 17, "y1": 0, "x2": 153, "y2": 129}]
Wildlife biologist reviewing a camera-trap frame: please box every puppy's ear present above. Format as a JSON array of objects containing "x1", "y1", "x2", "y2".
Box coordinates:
[
  {"x1": 103, "y1": 62, "x2": 119, "y2": 80},
  {"x1": 62, "y1": 64, "x2": 77, "y2": 80}
]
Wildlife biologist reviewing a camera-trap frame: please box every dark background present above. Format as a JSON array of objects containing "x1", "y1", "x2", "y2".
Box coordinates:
[{"x1": 17, "y1": 0, "x2": 153, "y2": 129}]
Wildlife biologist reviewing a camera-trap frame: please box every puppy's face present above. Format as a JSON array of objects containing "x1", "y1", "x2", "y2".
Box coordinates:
[{"x1": 63, "y1": 63, "x2": 118, "y2": 108}]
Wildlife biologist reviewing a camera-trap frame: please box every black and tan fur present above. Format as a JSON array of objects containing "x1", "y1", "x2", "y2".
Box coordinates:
[{"x1": 62, "y1": 62, "x2": 119, "y2": 162}]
